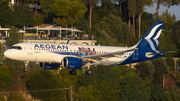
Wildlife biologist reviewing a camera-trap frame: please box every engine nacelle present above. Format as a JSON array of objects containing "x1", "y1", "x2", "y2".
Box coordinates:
[
  {"x1": 39, "y1": 62, "x2": 59, "y2": 69},
  {"x1": 62, "y1": 57, "x2": 83, "y2": 69}
]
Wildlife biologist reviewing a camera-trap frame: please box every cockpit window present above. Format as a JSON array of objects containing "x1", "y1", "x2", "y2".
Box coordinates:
[{"x1": 11, "y1": 46, "x2": 22, "y2": 50}]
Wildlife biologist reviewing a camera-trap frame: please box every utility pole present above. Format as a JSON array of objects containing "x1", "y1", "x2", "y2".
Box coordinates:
[
  {"x1": 35, "y1": 3, "x2": 37, "y2": 15},
  {"x1": 163, "y1": 74, "x2": 165, "y2": 90},
  {"x1": 70, "y1": 86, "x2": 73, "y2": 101},
  {"x1": 175, "y1": 61, "x2": 177, "y2": 82}
]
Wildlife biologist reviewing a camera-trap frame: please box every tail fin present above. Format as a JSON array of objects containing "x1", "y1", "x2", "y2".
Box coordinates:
[
  {"x1": 66, "y1": 40, "x2": 70, "y2": 44},
  {"x1": 136, "y1": 21, "x2": 164, "y2": 50}
]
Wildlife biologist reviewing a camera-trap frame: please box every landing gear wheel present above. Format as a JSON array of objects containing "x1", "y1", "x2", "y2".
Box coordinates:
[
  {"x1": 85, "y1": 70, "x2": 93, "y2": 75},
  {"x1": 69, "y1": 70, "x2": 76, "y2": 75},
  {"x1": 24, "y1": 68, "x2": 28, "y2": 72},
  {"x1": 24, "y1": 61, "x2": 29, "y2": 72}
]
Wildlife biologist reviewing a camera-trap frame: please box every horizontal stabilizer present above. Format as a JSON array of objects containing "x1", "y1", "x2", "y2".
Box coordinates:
[{"x1": 148, "y1": 51, "x2": 175, "y2": 55}]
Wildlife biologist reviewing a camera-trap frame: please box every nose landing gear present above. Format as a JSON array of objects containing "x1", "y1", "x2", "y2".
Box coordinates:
[{"x1": 24, "y1": 61, "x2": 29, "y2": 72}]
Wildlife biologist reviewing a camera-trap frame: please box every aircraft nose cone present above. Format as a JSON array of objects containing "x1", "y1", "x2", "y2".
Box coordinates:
[{"x1": 4, "y1": 50, "x2": 13, "y2": 59}]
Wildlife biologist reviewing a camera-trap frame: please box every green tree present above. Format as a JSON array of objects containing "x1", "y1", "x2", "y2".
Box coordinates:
[
  {"x1": 162, "y1": 10, "x2": 176, "y2": 30},
  {"x1": 7, "y1": 94, "x2": 25, "y2": 101},
  {"x1": 94, "y1": 13, "x2": 133, "y2": 46},
  {"x1": 140, "y1": 12, "x2": 155, "y2": 38},
  {"x1": 98, "y1": 80, "x2": 120, "y2": 100},
  {"x1": 154, "y1": 10, "x2": 175, "y2": 32},
  {"x1": 165, "y1": 56, "x2": 174, "y2": 71},
  {"x1": 158, "y1": 31, "x2": 177, "y2": 54},
  {"x1": 51, "y1": 0, "x2": 87, "y2": 27},
  {"x1": 168, "y1": 87, "x2": 180, "y2": 101},
  {"x1": 39, "y1": 0, "x2": 55, "y2": 13},
  {"x1": 78, "y1": 66, "x2": 115, "y2": 86},
  {"x1": 171, "y1": 21, "x2": 180, "y2": 56},
  {"x1": 119, "y1": 71, "x2": 151, "y2": 101},
  {"x1": 151, "y1": 58, "x2": 169, "y2": 84},
  {"x1": 175, "y1": 59, "x2": 180, "y2": 84},
  {"x1": 75, "y1": 16, "x2": 89, "y2": 31},
  {"x1": 91, "y1": 0, "x2": 119, "y2": 28},
  {"x1": 5, "y1": 26, "x2": 21, "y2": 48},
  {"x1": 84, "y1": 0, "x2": 98, "y2": 29},
  {"x1": 58, "y1": 69, "x2": 80, "y2": 90},
  {"x1": 77, "y1": 84, "x2": 102, "y2": 101},
  {"x1": 154, "y1": 0, "x2": 172, "y2": 14},
  {"x1": 33, "y1": 14, "x2": 44, "y2": 26},
  {"x1": 135, "y1": 61, "x2": 155, "y2": 81},
  {"x1": 3, "y1": 26, "x2": 25, "y2": 72},
  {"x1": 0, "y1": 1, "x2": 13, "y2": 26},
  {"x1": 26, "y1": 70, "x2": 65, "y2": 101},
  {"x1": 154, "y1": 0, "x2": 180, "y2": 14},
  {"x1": 96, "y1": 30, "x2": 111, "y2": 46},
  {"x1": 0, "y1": 43, "x2": 4, "y2": 65},
  {"x1": 150, "y1": 84, "x2": 170, "y2": 100},
  {"x1": 171, "y1": 0, "x2": 180, "y2": 5},
  {"x1": 0, "y1": 65, "x2": 14, "y2": 90},
  {"x1": 11, "y1": 4, "x2": 34, "y2": 26},
  {"x1": 128, "y1": 0, "x2": 136, "y2": 37},
  {"x1": 3, "y1": 26, "x2": 25, "y2": 73},
  {"x1": 78, "y1": 65, "x2": 129, "y2": 88},
  {"x1": 0, "y1": 93, "x2": 6, "y2": 101},
  {"x1": 136, "y1": 0, "x2": 153, "y2": 38},
  {"x1": 112, "y1": 0, "x2": 125, "y2": 12}
]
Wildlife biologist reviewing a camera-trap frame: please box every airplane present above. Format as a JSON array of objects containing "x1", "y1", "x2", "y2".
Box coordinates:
[{"x1": 4, "y1": 21, "x2": 171, "y2": 75}]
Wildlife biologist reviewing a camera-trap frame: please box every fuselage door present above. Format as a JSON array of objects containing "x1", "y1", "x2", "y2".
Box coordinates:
[
  {"x1": 133, "y1": 50, "x2": 138, "y2": 60},
  {"x1": 27, "y1": 43, "x2": 33, "y2": 54}
]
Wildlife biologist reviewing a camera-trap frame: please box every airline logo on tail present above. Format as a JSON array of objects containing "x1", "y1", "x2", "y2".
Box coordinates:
[
  {"x1": 137, "y1": 21, "x2": 164, "y2": 50},
  {"x1": 145, "y1": 23, "x2": 163, "y2": 50}
]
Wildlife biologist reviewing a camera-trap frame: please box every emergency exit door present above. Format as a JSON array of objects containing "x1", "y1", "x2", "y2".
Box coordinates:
[{"x1": 27, "y1": 43, "x2": 33, "y2": 54}]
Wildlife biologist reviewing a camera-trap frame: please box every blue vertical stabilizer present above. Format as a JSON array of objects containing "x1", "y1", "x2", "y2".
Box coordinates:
[{"x1": 136, "y1": 21, "x2": 164, "y2": 50}]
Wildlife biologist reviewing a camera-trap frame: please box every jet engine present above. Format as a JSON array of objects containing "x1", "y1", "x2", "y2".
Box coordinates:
[
  {"x1": 39, "y1": 62, "x2": 60, "y2": 69},
  {"x1": 62, "y1": 57, "x2": 83, "y2": 69}
]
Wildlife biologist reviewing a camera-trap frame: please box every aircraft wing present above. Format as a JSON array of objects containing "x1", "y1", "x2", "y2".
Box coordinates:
[{"x1": 80, "y1": 48, "x2": 138, "y2": 61}]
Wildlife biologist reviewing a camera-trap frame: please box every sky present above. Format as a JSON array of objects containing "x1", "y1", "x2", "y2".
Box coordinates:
[{"x1": 145, "y1": 3, "x2": 180, "y2": 21}]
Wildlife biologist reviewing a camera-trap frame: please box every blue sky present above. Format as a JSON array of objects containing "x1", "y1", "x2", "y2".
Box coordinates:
[{"x1": 145, "y1": 3, "x2": 180, "y2": 21}]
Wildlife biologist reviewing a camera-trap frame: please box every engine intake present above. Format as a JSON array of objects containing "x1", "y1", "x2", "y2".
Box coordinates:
[{"x1": 62, "y1": 57, "x2": 83, "y2": 69}]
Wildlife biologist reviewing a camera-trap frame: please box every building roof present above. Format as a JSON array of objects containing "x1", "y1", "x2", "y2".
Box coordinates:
[
  {"x1": 38, "y1": 24, "x2": 52, "y2": 28},
  {"x1": 25, "y1": 25, "x2": 83, "y2": 33}
]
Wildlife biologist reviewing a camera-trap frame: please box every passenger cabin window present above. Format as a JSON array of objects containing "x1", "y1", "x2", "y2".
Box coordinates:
[{"x1": 11, "y1": 46, "x2": 22, "y2": 50}]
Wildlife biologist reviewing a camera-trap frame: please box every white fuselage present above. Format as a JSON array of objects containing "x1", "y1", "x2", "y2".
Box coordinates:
[{"x1": 4, "y1": 42, "x2": 134, "y2": 66}]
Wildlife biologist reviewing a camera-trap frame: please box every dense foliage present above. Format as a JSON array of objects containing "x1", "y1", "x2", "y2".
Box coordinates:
[{"x1": 0, "y1": 0, "x2": 180, "y2": 101}]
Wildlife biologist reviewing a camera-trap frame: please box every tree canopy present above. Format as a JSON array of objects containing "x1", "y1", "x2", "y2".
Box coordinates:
[
  {"x1": 51, "y1": 0, "x2": 87, "y2": 27},
  {"x1": 0, "y1": 0, "x2": 180, "y2": 100}
]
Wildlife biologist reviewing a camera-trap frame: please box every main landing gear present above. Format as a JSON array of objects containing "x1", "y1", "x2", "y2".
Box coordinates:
[
  {"x1": 85, "y1": 69, "x2": 93, "y2": 75},
  {"x1": 69, "y1": 70, "x2": 76, "y2": 75},
  {"x1": 85, "y1": 65, "x2": 93, "y2": 75},
  {"x1": 69, "y1": 69, "x2": 93, "y2": 75},
  {"x1": 69, "y1": 66, "x2": 93, "y2": 75}
]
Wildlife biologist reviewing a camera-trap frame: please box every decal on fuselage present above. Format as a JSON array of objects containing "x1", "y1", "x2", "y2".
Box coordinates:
[
  {"x1": 34, "y1": 44, "x2": 68, "y2": 50},
  {"x1": 78, "y1": 47, "x2": 98, "y2": 56}
]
